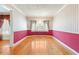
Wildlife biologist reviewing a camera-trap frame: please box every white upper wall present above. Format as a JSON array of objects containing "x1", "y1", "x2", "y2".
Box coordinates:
[
  {"x1": 4, "y1": 4, "x2": 64, "y2": 32},
  {"x1": 53, "y1": 4, "x2": 79, "y2": 34},
  {"x1": 12, "y1": 8, "x2": 27, "y2": 31},
  {"x1": 4, "y1": 4, "x2": 27, "y2": 32}
]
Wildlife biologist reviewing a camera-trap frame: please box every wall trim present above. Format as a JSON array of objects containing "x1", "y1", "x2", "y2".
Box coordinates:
[
  {"x1": 11, "y1": 4, "x2": 25, "y2": 16},
  {"x1": 13, "y1": 35, "x2": 32, "y2": 47},
  {"x1": 10, "y1": 10, "x2": 14, "y2": 48},
  {"x1": 1, "y1": 5, "x2": 11, "y2": 11},
  {"x1": 53, "y1": 37, "x2": 79, "y2": 55},
  {"x1": 13, "y1": 35, "x2": 53, "y2": 47},
  {"x1": 53, "y1": 29, "x2": 79, "y2": 34},
  {"x1": 54, "y1": 4, "x2": 68, "y2": 16}
]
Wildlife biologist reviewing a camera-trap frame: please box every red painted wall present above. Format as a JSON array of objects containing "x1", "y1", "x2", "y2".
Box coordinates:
[
  {"x1": 14, "y1": 30, "x2": 27, "y2": 43},
  {"x1": 53, "y1": 30, "x2": 79, "y2": 53},
  {"x1": 14, "y1": 30, "x2": 53, "y2": 43},
  {"x1": 27, "y1": 30, "x2": 53, "y2": 35}
]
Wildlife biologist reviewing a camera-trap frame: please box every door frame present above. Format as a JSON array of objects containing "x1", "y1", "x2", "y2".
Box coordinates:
[{"x1": 9, "y1": 9, "x2": 14, "y2": 47}]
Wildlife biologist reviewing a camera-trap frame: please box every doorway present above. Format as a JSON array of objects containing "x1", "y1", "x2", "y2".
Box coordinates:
[
  {"x1": 0, "y1": 15, "x2": 11, "y2": 55},
  {"x1": 0, "y1": 15, "x2": 10, "y2": 40}
]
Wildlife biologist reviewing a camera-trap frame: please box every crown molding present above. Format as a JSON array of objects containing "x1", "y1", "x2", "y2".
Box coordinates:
[
  {"x1": 11, "y1": 4, "x2": 25, "y2": 16},
  {"x1": 54, "y1": 4, "x2": 68, "y2": 17}
]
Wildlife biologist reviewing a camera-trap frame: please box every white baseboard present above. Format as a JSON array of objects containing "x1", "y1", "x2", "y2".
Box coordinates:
[
  {"x1": 2, "y1": 34, "x2": 10, "y2": 40},
  {"x1": 53, "y1": 37, "x2": 79, "y2": 55},
  {"x1": 13, "y1": 35, "x2": 48, "y2": 47},
  {"x1": 13, "y1": 36, "x2": 32, "y2": 47},
  {"x1": 13, "y1": 36, "x2": 27, "y2": 47}
]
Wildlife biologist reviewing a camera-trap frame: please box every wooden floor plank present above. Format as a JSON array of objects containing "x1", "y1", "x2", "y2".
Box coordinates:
[
  {"x1": 0, "y1": 35, "x2": 75, "y2": 55},
  {"x1": 0, "y1": 40, "x2": 10, "y2": 55}
]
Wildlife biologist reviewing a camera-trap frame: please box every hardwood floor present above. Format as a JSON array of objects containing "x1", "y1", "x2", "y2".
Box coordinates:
[
  {"x1": 0, "y1": 35, "x2": 75, "y2": 55},
  {"x1": 0, "y1": 40, "x2": 10, "y2": 55},
  {"x1": 11, "y1": 35, "x2": 75, "y2": 55}
]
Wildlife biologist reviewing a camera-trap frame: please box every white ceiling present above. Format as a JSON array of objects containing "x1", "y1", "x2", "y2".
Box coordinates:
[
  {"x1": 14, "y1": 4, "x2": 64, "y2": 16},
  {"x1": 0, "y1": 5, "x2": 10, "y2": 15}
]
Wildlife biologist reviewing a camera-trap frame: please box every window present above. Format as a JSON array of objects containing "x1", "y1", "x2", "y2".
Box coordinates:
[{"x1": 31, "y1": 20, "x2": 48, "y2": 32}]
